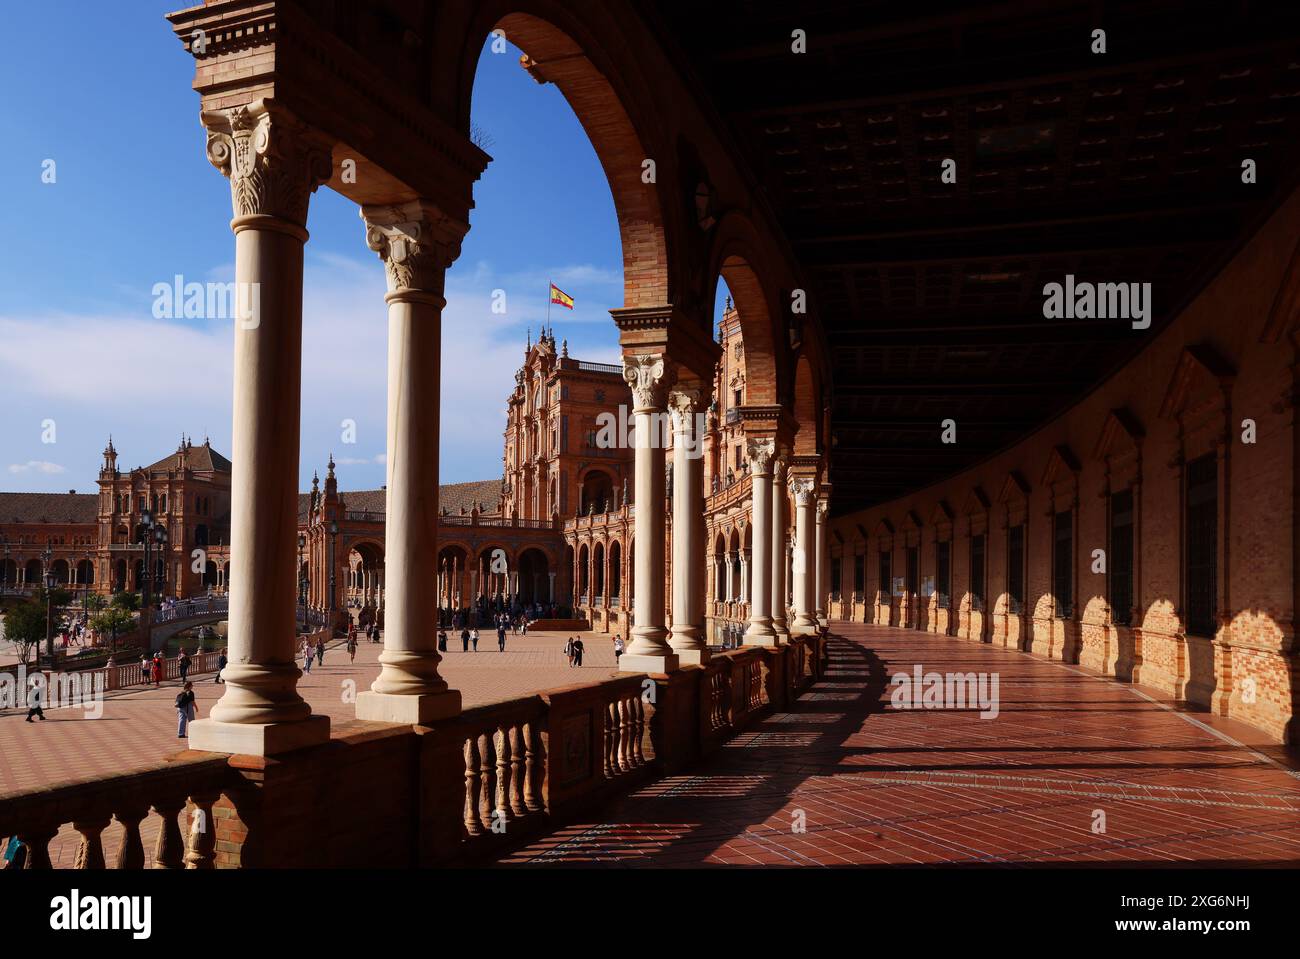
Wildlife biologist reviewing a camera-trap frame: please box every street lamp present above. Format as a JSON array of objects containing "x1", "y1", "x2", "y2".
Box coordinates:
[
  {"x1": 297, "y1": 533, "x2": 307, "y2": 628},
  {"x1": 153, "y1": 524, "x2": 168, "y2": 600},
  {"x1": 328, "y1": 520, "x2": 339, "y2": 624},
  {"x1": 42, "y1": 543, "x2": 56, "y2": 662}
]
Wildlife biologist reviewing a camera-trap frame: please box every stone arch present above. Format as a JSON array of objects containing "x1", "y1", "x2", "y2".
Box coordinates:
[
  {"x1": 457, "y1": 9, "x2": 673, "y2": 308},
  {"x1": 51, "y1": 559, "x2": 70, "y2": 585},
  {"x1": 578, "y1": 542, "x2": 590, "y2": 600},
  {"x1": 517, "y1": 546, "x2": 550, "y2": 604},
  {"x1": 75, "y1": 559, "x2": 94, "y2": 587},
  {"x1": 706, "y1": 215, "x2": 787, "y2": 406},
  {"x1": 607, "y1": 539, "x2": 622, "y2": 602},
  {"x1": 791, "y1": 351, "x2": 822, "y2": 456},
  {"x1": 593, "y1": 541, "x2": 606, "y2": 600},
  {"x1": 579, "y1": 467, "x2": 616, "y2": 515}
]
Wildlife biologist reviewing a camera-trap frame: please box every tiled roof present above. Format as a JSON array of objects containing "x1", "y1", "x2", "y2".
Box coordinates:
[
  {"x1": 144, "y1": 441, "x2": 232, "y2": 474},
  {"x1": 296, "y1": 480, "x2": 502, "y2": 521},
  {"x1": 0, "y1": 492, "x2": 99, "y2": 525}
]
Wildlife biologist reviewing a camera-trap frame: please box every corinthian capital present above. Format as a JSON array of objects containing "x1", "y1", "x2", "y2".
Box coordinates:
[
  {"x1": 623, "y1": 353, "x2": 674, "y2": 413},
  {"x1": 361, "y1": 200, "x2": 467, "y2": 298},
  {"x1": 668, "y1": 387, "x2": 702, "y2": 434},
  {"x1": 790, "y1": 478, "x2": 817, "y2": 506},
  {"x1": 746, "y1": 437, "x2": 775, "y2": 475},
  {"x1": 202, "y1": 99, "x2": 332, "y2": 228}
]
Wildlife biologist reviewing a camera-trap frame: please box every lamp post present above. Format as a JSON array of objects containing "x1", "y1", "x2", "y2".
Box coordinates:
[
  {"x1": 297, "y1": 533, "x2": 307, "y2": 630},
  {"x1": 42, "y1": 543, "x2": 56, "y2": 663},
  {"x1": 328, "y1": 520, "x2": 339, "y2": 626},
  {"x1": 153, "y1": 524, "x2": 168, "y2": 601},
  {"x1": 137, "y1": 509, "x2": 155, "y2": 652}
]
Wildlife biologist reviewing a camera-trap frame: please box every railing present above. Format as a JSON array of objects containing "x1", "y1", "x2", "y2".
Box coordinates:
[
  {"x1": 0, "y1": 753, "x2": 235, "y2": 869},
  {"x1": 0, "y1": 634, "x2": 826, "y2": 868},
  {"x1": 156, "y1": 596, "x2": 228, "y2": 624},
  {"x1": 346, "y1": 510, "x2": 384, "y2": 523},
  {"x1": 576, "y1": 360, "x2": 622, "y2": 374},
  {"x1": 440, "y1": 515, "x2": 557, "y2": 530}
]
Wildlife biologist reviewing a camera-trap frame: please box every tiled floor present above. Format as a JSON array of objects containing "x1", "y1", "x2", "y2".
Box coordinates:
[{"x1": 497, "y1": 624, "x2": 1300, "y2": 866}]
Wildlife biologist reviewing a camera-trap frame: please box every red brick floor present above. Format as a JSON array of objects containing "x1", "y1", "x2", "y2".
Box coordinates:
[{"x1": 497, "y1": 624, "x2": 1300, "y2": 867}]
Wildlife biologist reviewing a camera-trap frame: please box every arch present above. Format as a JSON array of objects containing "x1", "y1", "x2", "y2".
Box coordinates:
[
  {"x1": 194, "y1": 524, "x2": 209, "y2": 547},
  {"x1": 75, "y1": 559, "x2": 94, "y2": 586},
  {"x1": 517, "y1": 547, "x2": 551, "y2": 604},
  {"x1": 791, "y1": 352, "x2": 823, "y2": 456},
  {"x1": 24, "y1": 559, "x2": 42, "y2": 585},
  {"x1": 593, "y1": 541, "x2": 606, "y2": 601},
  {"x1": 579, "y1": 468, "x2": 615, "y2": 515},
  {"x1": 51, "y1": 559, "x2": 70, "y2": 585},
  {"x1": 608, "y1": 540, "x2": 622, "y2": 601},
  {"x1": 204, "y1": 560, "x2": 219, "y2": 589},
  {"x1": 459, "y1": 10, "x2": 672, "y2": 308},
  {"x1": 577, "y1": 543, "x2": 590, "y2": 601},
  {"x1": 0, "y1": 558, "x2": 16, "y2": 587},
  {"x1": 114, "y1": 559, "x2": 127, "y2": 592}
]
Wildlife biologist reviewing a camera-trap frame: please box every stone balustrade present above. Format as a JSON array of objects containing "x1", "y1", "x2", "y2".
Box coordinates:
[{"x1": 0, "y1": 633, "x2": 826, "y2": 868}]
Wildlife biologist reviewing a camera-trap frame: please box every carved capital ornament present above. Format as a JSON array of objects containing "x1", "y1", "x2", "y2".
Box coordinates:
[
  {"x1": 202, "y1": 99, "x2": 332, "y2": 231},
  {"x1": 362, "y1": 200, "x2": 467, "y2": 300},
  {"x1": 623, "y1": 353, "x2": 674, "y2": 413}
]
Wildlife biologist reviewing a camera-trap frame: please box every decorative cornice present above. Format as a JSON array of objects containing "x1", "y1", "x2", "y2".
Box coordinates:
[
  {"x1": 361, "y1": 199, "x2": 466, "y2": 300},
  {"x1": 202, "y1": 99, "x2": 332, "y2": 229}
]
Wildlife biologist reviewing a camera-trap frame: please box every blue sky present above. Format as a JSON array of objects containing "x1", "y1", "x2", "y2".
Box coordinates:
[{"x1": 0, "y1": 2, "x2": 731, "y2": 494}]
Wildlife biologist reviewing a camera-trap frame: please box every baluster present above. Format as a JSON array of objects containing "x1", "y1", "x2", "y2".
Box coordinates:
[
  {"x1": 19, "y1": 824, "x2": 58, "y2": 869},
  {"x1": 152, "y1": 800, "x2": 186, "y2": 869},
  {"x1": 72, "y1": 816, "x2": 110, "y2": 869},
  {"x1": 494, "y1": 727, "x2": 513, "y2": 825},
  {"x1": 463, "y1": 736, "x2": 483, "y2": 837},
  {"x1": 114, "y1": 807, "x2": 147, "y2": 869},
  {"x1": 617, "y1": 697, "x2": 632, "y2": 772},
  {"x1": 479, "y1": 732, "x2": 497, "y2": 831},
  {"x1": 184, "y1": 793, "x2": 219, "y2": 869},
  {"x1": 632, "y1": 696, "x2": 646, "y2": 766},
  {"x1": 508, "y1": 725, "x2": 527, "y2": 817},
  {"x1": 523, "y1": 721, "x2": 543, "y2": 812},
  {"x1": 602, "y1": 701, "x2": 616, "y2": 778}
]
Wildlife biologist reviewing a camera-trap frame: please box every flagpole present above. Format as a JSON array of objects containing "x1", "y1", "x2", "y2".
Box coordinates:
[{"x1": 547, "y1": 279, "x2": 551, "y2": 335}]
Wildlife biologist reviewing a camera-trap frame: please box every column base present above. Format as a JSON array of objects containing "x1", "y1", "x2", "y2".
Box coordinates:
[
  {"x1": 619, "y1": 652, "x2": 680, "y2": 674},
  {"x1": 187, "y1": 714, "x2": 330, "y2": 757},
  {"x1": 791, "y1": 615, "x2": 819, "y2": 636},
  {"x1": 745, "y1": 618, "x2": 778, "y2": 645},
  {"x1": 672, "y1": 648, "x2": 710, "y2": 666},
  {"x1": 355, "y1": 689, "x2": 462, "y2": 725}
]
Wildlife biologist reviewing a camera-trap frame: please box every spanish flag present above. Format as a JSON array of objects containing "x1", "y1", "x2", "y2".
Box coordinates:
[{"x1": 549, "y1": 283, "x2": 574, "y2": 310}]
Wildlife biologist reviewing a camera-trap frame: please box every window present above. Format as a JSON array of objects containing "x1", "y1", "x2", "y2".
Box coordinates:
[
  {"x1": 936, "y1": 540, "x2": 951, "y2": 607},
  {"x1": 853, "y1": 553, "x2": 865, "y2": 596},
  {"x1": 1053, "y1": 510, "x2": 1073, "y2": 618},
  {"x1": 906, "y1": 547, "x2": 918, "y2": 596},
  {"x1": 1186, "y1": 455, "x2": 1218, "y2": 637},
  {"x1": 732, "y1": 388, "x2": 742, "y2": 408},
  {"x1": 877, "y1": 549, "x2": 891, "y2": 597},
  {"x1": 1109, "y1": 490, "x2": 1134, "y2": 625},
  {"x1": 1008, "y1": 524, "x2": 1025, "y2": 608},
  {"x1": 970, "y1": 534, "x2": 985, "y2": 609},
  {"x1": 831, "y1": 557, "x2": 842, "y2": 598}
]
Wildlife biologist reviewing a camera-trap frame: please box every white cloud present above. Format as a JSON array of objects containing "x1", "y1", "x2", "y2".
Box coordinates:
[{"x1": 8, "y1": 461, "x2": 66, "y2": 475}]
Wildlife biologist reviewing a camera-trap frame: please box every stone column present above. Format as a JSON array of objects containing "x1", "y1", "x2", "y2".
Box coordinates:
[
  {"x1": 668, "y1": 388, "x2": 707, "y2": 664},
  {"x1": 744, "y1": 438, "x2": 777, "y2": 645},
  {"x1": 619, "y1": 354, "x2": 678, "y2": 673},
  {"x1": 548, "y1": 571, "x2": 555, "y2": 602},
  {"x1": 770, "y1": 452, "x2": 790, "y2": 643},
  {"x1": 740, "y1": 550, "x2": 749, "y2": 602},
  {"x1": 790, "y1": 478, "x2": 818, "y2": 634},
  {"x1": 725, "y1": 551, "x2": 735, "y2": 603},
  {"x1": 189, "y1": 101, "x2": 332, "y2": 756},
  {"x1": 355, "y1": 200, "x2": 465, "y2": 724},
  {"x1": 815, "y1": 496, "x2": 829, "y2": 625}
]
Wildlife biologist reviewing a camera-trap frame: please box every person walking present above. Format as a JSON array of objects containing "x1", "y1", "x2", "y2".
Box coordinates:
[
  {"x1": 613, "y1": 633, "x2": 625, "y2": 665},
  {"x1": 302, "y1": 638, "x2": 313, "y2": 674},
  {"x1": 175, "y1": 682, "x2": 197, "y2": 738},
  {"x1": 497, "y1": 623, "x2": 507, "y2": 652},
  {"x1": 437, "y1": 629, "x2": 447, "y2": 653},
  {"x1": 215, "y1": 648, "x2": 227, "y2": 684},
  {"x1": 315, "y1": 636, "x2": 325, "y2": 667},
  {"x1": 564, "y1": 636, "x2": 575, "y2": 667},
  {"x1": 24, "y1": 677, "x2": 45, "y2": 722},
  {"x1": 151, "y1": 652, "x2": 163, "y2": 687},
  {"x1": 178, "y1": 649, "x2": 191, "y2": 683},
  {"x1": 572, "y1": 637, "x2": 585, "y2": 667},
  {"x1": 461, "y1": 627, "x2": 470, "y2": 653},
  {"x1": 470, "y1": 628, "x2": 479, "y2": 652},
  {"x1": 347, "y1": 633, "x2": 358, "y2": 663}
]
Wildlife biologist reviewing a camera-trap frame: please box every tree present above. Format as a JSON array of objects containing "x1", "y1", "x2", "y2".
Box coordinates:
[
  {"x1": 90, "y1": 607, "x2": 135, "y2": 650},
  {"x1": 111, "y1": 590, "x2": 140, "y2": 612},
  {"x1": 3, "y1": 600, "x2": 47, "y2": 665},
  {"x1": 83, "y1": 593, "x2": 107, "y2": 615}
]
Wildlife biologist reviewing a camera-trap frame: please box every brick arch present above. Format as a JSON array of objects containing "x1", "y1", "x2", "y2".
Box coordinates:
[
  {"x1": 707, "y1": 215, "x2": 787, "y2": 406},
  {"x1": 792, "y1": 353, "x2": 822, "y2": 456},
  {"x1": 456, "y1": 8, "x2": 672, "y2": 308}
]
